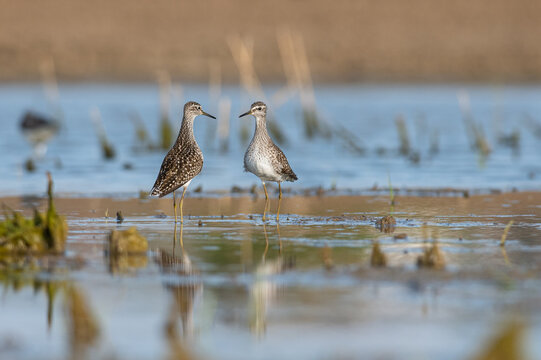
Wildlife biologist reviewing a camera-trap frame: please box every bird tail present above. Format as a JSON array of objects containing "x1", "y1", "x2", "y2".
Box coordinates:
[
  {"x1": 150, "y1": 186, "x2": 162, "y2": 197},
  {"x1": 285, "y1": 172, "x2": 298, "y2": 182}
]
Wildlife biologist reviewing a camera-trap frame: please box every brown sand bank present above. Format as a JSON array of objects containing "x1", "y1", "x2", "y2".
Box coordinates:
[
  {"x1": 3, "y1": 191, "x2": 540, "y2": 221},
  {"x1": 1, "y1": 0, "x2": 541, "y2": 83}
]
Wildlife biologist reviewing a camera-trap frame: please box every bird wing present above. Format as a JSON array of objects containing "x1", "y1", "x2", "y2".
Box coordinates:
[
  {"x1": 150, "y1": 145, "x2": 203, "y2": 197},
  {"x1": 272, "y1": 143, "x2": 298, "y2": 181}
]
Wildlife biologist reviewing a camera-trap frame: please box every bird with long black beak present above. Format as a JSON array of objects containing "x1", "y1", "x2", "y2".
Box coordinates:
[
  {"x1": 151, "y1": 101, "x2": 216, "y2": 224},
  {"x1": 240, "y1": 101, "x2": 297, "y2": 222}
]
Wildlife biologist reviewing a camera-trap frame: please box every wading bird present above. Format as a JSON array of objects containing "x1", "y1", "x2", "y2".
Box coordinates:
[
  {"x1": 240, "y1": 101, "x2": 297, "y2": 221},
  {"x1": 151, "y1": 101, "x2": 215, "y2": 223}
]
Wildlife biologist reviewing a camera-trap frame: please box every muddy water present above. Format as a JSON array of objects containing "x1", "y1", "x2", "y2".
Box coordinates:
[{"x1": 1, "y1": 192, "x2": 541, "y2": 359}]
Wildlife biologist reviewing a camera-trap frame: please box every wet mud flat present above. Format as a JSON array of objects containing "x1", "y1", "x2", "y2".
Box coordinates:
[{"x1": 1, "y1": 191, "x2": 541, "y2": 359}]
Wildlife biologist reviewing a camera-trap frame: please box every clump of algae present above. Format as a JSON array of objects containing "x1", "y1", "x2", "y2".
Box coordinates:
[
  {"x1": 105, "y1": 227, "x2": 148, "y2": 273},
  {"x1": 376, "y1": 215, "x2": 396, "y2": 233},
  {"x1": 107, "y1": 227, "x2": 148, "y2": 255},
  {"x1": 0, "y1": 172, "x2": 67, "y2": 253}
]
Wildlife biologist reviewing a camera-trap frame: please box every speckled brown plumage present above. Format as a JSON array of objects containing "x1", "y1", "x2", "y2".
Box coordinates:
[
  {"x1": 271, "y1": 143, "x2": 297, "y2": 182},
  {"x1": 150, "y1": 102, "x2": 210, "y2": 197}
]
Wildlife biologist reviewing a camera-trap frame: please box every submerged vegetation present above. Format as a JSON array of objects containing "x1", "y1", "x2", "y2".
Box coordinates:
[
  {"x1": 370, "y1": 241, "x2": 387, "y2": 267},
  {"x1": 0, "y1": 173, "x2": 67, "y2": 253},
  {"x1": 500, "y1": 220, "x2": 514, "y2": 247},
  {"x1": 90, "y1": 108, "x2": 116, "y2": 160},
  {"x1": 417, "y1": 241, "x2": 446, "y2": 269},
  {"x1": 472, "y1": 321, "x2": 526, "y2": 360},
  {"x1": 66, "y1": 286, "x2": 100, "y2": 358}
]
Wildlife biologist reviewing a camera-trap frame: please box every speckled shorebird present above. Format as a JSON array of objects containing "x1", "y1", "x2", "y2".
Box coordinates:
[
  {"x1": 240, "y1": 101, "x2": 298, "y2": 221},
  {"x1": 151, "y1": 101, "x2": 215, "y2": 223}
]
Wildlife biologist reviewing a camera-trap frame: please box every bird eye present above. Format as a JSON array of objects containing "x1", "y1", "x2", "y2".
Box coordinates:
[{"x1": 257, "y1": 107, "x2": 262, "y2": 111}]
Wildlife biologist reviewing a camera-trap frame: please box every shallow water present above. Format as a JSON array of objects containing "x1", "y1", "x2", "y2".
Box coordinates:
[
  {"x1": 1, "y1": 193, "x2": 541, "y2": 359},
  {"x1": 1, "y1": 83, "x2": 541, "y2": 196}
]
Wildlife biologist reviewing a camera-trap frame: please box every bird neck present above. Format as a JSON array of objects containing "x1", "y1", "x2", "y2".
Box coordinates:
[
  {"x1": 177, "y1": 114, "x2": 197, "y2": 145},
  {"x1": 252, "y1": 115, "x2": 271, "y2": 144}
]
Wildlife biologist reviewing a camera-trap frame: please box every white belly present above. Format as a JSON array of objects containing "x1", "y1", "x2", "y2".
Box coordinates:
[{"x1": 244, "y1": 149, "x2": 281, "y2": 182}]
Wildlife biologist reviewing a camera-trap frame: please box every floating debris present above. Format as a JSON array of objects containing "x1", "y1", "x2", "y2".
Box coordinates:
[
  {"x1": 393, "y1": 233, "x2": 408, "y2": 240},
  {"x1": 417, "y1": 241, "x2": 445, "y2": 269},
  {"x1": 0, "y1": 173, "x2": 67, "y2": 253},
  {"x1": 376, "y1": 215, "x2": 396, "y2": 233},
  {"x1": 500, "y1": 220, "x2": 514, "y2": 247},
  {"x1": 370, "y1": 241, "x2": 387, "y2": 267}
]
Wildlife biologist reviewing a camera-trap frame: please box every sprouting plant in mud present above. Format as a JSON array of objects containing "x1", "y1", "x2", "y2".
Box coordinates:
[{"x1": 0, "y1": 172, "x2": 67, "y2": 253}]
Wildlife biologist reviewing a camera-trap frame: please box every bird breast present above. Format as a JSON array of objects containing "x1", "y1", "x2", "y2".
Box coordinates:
[{"x1": 244, "y1": 147, "x2": 281, "y2": 181}]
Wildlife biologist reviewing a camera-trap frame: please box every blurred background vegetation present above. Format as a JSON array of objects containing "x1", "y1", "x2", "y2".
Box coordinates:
[{"x1": 1, "y1": 0, "x2": 540, "y2": 83}]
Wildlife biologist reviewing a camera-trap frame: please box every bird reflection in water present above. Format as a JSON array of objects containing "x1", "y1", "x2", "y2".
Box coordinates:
[
  {"x1": 20, "y1": 111, "x2": 60, "y2": 159},
  {"x1": 155, "y1": 222, "x2": 203, "y2": 357},
  {"x1": 249, "y1": 223, "x2": 294, "y2": 336}
]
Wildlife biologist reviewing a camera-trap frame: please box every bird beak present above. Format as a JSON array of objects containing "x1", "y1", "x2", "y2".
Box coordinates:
[
  {"x1": 201, "y1": 110, "x2": 216, "y2": 119},
  {"x1": 239, "y1": 110, "x2": 252, "y2": 118}
]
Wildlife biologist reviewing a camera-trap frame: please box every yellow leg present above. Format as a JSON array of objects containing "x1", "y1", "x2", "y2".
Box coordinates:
[
  {"x1": 276, "y1": 182, "x2": 282, "y2": 222},
  {"x1": 173, "y1": 221, "x2": 178, "y2": 254},
  {"x1": 262, "y1": 222, "x2": 269, "y2": 262},
  {"x1": 179, "y1": 186, "x2": 187, "y2": 224},
  {"x1": 173, "y1": 191, "x2": 177, "y2": 223},
  {"x1": 277, "y1": 222, "x2": 282, "y2": 254},
  {"x1": 179, "y1": 221, "x2": 184, "y2": 249},
  {"x1": 262, "y1": 182, "x2": 269, "y2": 221}
]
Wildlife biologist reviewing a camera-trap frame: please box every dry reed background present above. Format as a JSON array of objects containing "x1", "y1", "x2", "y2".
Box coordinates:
[{"x1": 1, "y1": 0, "x2": 541, "y2": 83}]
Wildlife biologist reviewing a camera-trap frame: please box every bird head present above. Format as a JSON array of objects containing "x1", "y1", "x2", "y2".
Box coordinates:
[
  {"x1": 239, "y1": 101, "x2": 267, "y2": 118},
  {"x1": 184, "y1": 101, "x2": 216, "y2": 119}
]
